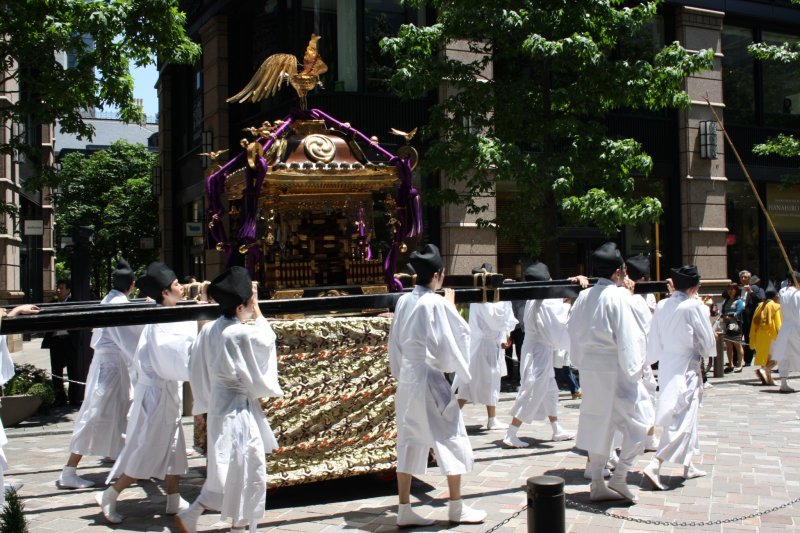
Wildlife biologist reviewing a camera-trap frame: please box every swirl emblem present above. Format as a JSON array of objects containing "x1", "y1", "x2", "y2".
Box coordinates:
[{"x1": 304, "y1": 134, "x2": 336, "y2": 163}]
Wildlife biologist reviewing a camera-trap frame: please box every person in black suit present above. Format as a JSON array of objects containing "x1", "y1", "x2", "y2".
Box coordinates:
[
  {"x1": 42, "y1": 280, "x2": 82, "y2": 406},
  {"x1": 739, "y1": 270, "x2": 765, "y2": 367}
]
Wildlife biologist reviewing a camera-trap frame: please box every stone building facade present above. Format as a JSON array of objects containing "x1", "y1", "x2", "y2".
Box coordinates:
[{"x1": 156, "y1": 0, "x2": 800, "y2": 291}]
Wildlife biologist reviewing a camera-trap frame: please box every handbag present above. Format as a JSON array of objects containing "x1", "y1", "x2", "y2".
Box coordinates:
[{"x1": 726, "y1": 321, "x2": 741, "y2": 336}]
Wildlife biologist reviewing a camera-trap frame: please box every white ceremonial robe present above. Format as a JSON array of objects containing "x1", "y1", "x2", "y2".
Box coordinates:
[
  {"x1": 510, "y1": 299, "x2": 570, "y2": 423},
  {"x1": 0, "y1": 334, "x2": 14, "y2": 473},
  {"x1": 457, "y1": 301, "x2": 517, "y2": 406},
  {"x1": 630, "y1": 294, "x2": 657, "y2": 425},
  {"x1": 107, "y1": 320, "x2": 196, "y2": 482},
  {"x1": 69, "y1": 290, "x2": 144, "y2": 459},
  {"x1": 568, "y1": 279, "x2": 648, "y2": 457},
  {"x1": 648, "y1": 291, "x2": 716, "y2": 466},
  {"x1": 772, "y1": 286, "x2": 800, "y2": 372},
  {"x1": 191, "y1": 316, "x2": 282, "y2": 526},
  {"x1": 389, "y1": 285, "x2": 473, "y2": 476}
]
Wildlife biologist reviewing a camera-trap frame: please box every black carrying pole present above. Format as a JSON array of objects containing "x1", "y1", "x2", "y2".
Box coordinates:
[
  {"x1": 0, "y1": 279, "x2": 669, "y2": 334},
  {"x1": 527, "y1": 476, "x2": 565, "y2": 533}
]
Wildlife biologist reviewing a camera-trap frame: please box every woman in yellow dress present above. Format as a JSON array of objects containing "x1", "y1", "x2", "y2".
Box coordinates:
[{"x1": 749, "y1": 283, "x2": 781, "y2": 386}]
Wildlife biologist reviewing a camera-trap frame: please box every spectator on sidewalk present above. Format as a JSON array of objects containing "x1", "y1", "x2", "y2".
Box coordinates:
[
  {"x1": 554, "y1": 351, "x2": 581, "y2": 399},
  {"x1": 502, "y1": 297, "x2": 526, "y2": 392},
  {"x1": 42, "y1": 280, "x2": 82, "y2": 406},
  {"x1": 739, "y1": 270, "x2": 765, "y2": 367},
  {"x1": 57, "y1": 259, "x2": 143, "y2": 490},
  {"x1": 749, "y1": 282, "x2": 781, "y2": 386}
]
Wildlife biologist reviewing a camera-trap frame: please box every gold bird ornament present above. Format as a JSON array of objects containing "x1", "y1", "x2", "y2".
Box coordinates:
[
  {"x1": 198, "y1": 149, "x2": 229, "y2": 161},
  {"x1": 389, "y1": 127, "x2": 417, "y2": 144},
  {"x1": 227, "y1": 34, "x2": 328, "y2": 110}
]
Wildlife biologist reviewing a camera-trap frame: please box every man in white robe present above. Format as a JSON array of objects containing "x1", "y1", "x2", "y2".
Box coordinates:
[
  {"x1": 457, "y1": 263, "x2": 517, "y2": 430},
  {"x1": 390, "y1": 244, "x2": 485, "y2": 527},
  {"x1": 177, "y1": 266, "x2": 282, "y2": 533},
  {"x1": 625, "y1": 255, "x2": 659, "y2": 452},
  {"x1": 96, "y1": 262, "x2": 197, "y2": 524},
  {"x1": 503, "y1": 262, "x2": 582, "y2": 448},
  {"x1": 773, "y1": 270, "x2": 800, "y2": 393},
  {"x1": 643, "y1": 265, "x2": 716, "y2": 489},
  {"x1": 568, "y1": 242, "x2": 649, "y2": 502},
  {"x1": 0, "y1": 304, "x2": 40, "y2": 496},
  {"x1": 57, "y1": 258, "x2": 144, "y2": 489}
]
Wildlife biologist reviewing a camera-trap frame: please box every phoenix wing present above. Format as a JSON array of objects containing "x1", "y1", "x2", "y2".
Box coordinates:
[{"x1": 227, "y1": 53, "x2": 298, "y2": 104}]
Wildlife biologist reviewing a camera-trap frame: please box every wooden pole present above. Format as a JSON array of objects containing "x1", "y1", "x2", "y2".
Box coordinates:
[{"x1": 704, "y1": 98, "x2": 799, "y2": 289}]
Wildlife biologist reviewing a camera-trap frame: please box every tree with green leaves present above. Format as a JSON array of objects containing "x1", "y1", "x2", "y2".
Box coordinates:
[
  {"x1": 0, "y1": 488, "x2": 28, "y2": 533},
  {"x1": 381, "y1": 1, "x2": 713, "y2": 257},
  {"x1": 56, "y1": 140, "x2": 160, "y2": 295},
  {"x1": 0, "y1": 0, "x2": 200, "y2": 188},
  {"x1": 748, "y1": 1, "x2": 800, "y2": 182}
]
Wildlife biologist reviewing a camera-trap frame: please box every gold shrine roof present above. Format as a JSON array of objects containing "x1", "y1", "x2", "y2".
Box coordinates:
[{"x1": 225, "y1": 120, "x2": 399, "y2": 201}]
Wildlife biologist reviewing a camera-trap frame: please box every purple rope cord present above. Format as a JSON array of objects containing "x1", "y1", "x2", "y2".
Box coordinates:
[{"x1": 205, "y1": 115, "x2": 295, "y2": 268}]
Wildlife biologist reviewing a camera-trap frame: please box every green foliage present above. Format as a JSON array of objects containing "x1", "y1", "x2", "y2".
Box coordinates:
[
  {"x1": 0, "y1": 489, "x2": 28, "y2": 533},
  {"x1": 749, "y1": 4, "x2": 800, "y2": 174},
  {"x1": 54, "y1": 262, "x2": 71, "y2": 285},
  {"x1": 55, "y1": 140, "x2": 160, "y2": 295},
  {"x1": 2, "y1": 363, "x2": 53, "y2": 405},
  {"x1": 0, "y1": 1, "x2": 200, "y2": 189},
  {"x1": 0, "y1": 203, "x2": 19, "y2": 236},
  {"x1": 26, "y1": 383, "x2": 55, "y2": 408},
  {"x1": 381, "y1": 0, "x2": 713, "y2": 256}
]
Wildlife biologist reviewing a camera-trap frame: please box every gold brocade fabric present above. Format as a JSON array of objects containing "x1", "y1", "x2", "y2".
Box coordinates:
[{"x1": 193, "y1": 316, "x2": 396, "y2": 486}]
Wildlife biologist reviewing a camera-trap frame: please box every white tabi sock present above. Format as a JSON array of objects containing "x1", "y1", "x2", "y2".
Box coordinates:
[
  {"x1": 550, "y1": 420, "x2": 562, "y2": 434},
  {"x1": 588, "y1": 453, "x2": 607, "y2": 481},
  {"x1": 506, "y1": 424, "x2": 519, "y2": 438}
]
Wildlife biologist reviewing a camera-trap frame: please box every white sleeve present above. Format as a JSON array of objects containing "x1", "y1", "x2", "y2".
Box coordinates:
[
  {"x1": 429, "y1": 299, "x2": 472, "y2": 384},
  {"x1": 188, "y1": 326, "x2": 212, "y2": 415},
  {"x1": 149, "y1": 322, "x2": 195, "y2": 381},
  {"x1": 223, "y1": 317, "x2": 282, "y2": 399}
]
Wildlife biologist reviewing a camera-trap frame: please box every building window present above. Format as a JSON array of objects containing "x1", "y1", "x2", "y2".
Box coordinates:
[
  {"x1": 621, "y1": 15, "x2": 665, "y2": 62},
  {"x1": 364, "y1": 0, "x2": 418, "y2": 93},
  {"x1": 192, "y1": 68, "x2": 203, "y2": 146},
  {"x1": 762, "y1": 31, "x2": 800, "y2": 128},
  {"x1": 766, "y1": 182, "x2": 800, "y2": 284},
  {"x1": 726, "y1": 181, "x2": 761, "y2": 280},
  {"x1": 722, "y1": 26, "x2": 756, "y2": 125}
]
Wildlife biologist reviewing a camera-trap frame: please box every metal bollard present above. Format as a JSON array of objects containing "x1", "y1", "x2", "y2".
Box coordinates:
[
  {"x1": 527, "y1": 475, "x2": 565, "y2": 533},
  {"x1": 713, "y1": 335, "x2": 725, "y2": 378}
]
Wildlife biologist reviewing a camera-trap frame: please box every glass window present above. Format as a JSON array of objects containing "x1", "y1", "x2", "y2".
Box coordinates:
[
  {"x1": 365, "y1": 0, "x2": 418, "y2": 93},
  {"x1": 192, "y1": 67, "x2": 202, "y2": 146},
  {"x1": 726, "y1": 181, "x2": 761, "y2": 280},
  {"x1": 762, "y1": 31, "x2": 800, "y2": 128},
  {"x1": 722, "y1": 26, "x2": 755, "y2": 124},
  {"x1": 766, "y1": 182, "x2": 800, "y2": 285},
  {"x1": 622, "y1": 16, "x2": 665, "y2": 62}
]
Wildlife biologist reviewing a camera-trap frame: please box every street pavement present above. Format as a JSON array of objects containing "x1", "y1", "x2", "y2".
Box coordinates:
[{"x1": 6, "y1": 338, "x2": 800, "y2": 532}]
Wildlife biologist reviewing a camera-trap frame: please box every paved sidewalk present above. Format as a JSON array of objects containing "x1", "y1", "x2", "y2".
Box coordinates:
[{"x1": 5, "y1": 339, "x2": 800, "y2": 532}]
